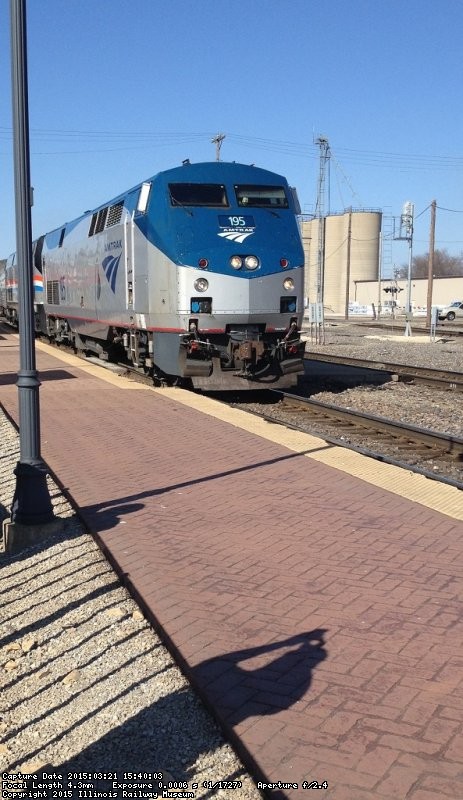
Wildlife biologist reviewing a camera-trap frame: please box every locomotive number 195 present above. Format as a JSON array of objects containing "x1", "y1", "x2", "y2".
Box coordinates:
[{"x1": 218, "y1": 215, "x2": 255, "y2": 228}]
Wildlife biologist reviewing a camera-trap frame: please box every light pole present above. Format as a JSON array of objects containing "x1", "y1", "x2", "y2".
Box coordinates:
[
  {"x1": 400, "y1": 202, "x2": 414, "y2": 336},
  {"x1": 9, "y1": 0, "x2": 54, "y2": 531}
]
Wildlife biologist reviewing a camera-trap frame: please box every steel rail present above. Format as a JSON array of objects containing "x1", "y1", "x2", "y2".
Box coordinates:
[
  {"x1": 281, "y1": 391, "x2": 463, "y2": 454},
  {"x1": 304, "y1": 352, "x2": 463, "y2": 391},
  {"x1": 336, "y1": 320, "x2": 463, "y2": 337},
  {"x1": 260, "y1": 390, "x2": 463, "y2": 489}
]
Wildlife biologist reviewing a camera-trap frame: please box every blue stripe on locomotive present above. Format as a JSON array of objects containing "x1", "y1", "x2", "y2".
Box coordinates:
[{"x1": 133, "y1": 162, "x2": 304, "y2": 278}]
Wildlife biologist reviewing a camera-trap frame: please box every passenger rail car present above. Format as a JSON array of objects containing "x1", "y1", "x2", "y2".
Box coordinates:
[
  {"x1": 1, "y1": 244, "x2": 44, "y2": 327},
  {"x1": 1, "y1": 161, "x2": 306, "y2": 389}
]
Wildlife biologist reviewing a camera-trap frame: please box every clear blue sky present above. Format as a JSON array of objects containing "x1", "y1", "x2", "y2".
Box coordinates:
[{"x1": 1, "y1": 0, "x2": 463, "y2": 273}]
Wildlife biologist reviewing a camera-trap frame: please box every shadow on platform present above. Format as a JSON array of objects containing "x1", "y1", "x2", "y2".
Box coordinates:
[
  {"x1": 36, "y1": 631, "x2": 328, "y2": 790},
  {"x1": 0, "y1": 369, "x2": 77, "y2": 386}
]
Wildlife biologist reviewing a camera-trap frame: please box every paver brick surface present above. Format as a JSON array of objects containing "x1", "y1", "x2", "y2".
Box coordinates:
[{"x1": 1, "y1": 336, "x2": 463, "y2": 799}]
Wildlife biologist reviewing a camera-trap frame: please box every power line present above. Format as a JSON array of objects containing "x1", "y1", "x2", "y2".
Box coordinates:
[
  {"x1": 437, "y1": 205, "x2": 463, "y2": 213},
  {"x1": 414, "y1": 204, "x2": 431, "y2": 220},
  {"x1": 3, "y1": 126, "x2": 463, "y2": 172}
]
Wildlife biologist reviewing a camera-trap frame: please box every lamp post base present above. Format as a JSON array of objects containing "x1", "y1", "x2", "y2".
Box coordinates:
[
  {"x1": 1, "y1": 517, "x2": 63, "y2": 555},
  {"x1": 11, "y1": 461, "x2": 55, "y2": 526}
]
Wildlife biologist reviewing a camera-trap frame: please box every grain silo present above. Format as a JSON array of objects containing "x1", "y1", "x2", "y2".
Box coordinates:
[{"x1": 300, "y1": 209, "x2": 382, "y2": 315}]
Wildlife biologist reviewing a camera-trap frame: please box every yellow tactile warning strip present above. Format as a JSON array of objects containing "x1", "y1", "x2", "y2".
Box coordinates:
[
  {"x1": 159, "y1": 388, "x2": 463, "y2": 522},
  {"x1": 36, "y1": 341, "x2": 463, "y2": 521}
]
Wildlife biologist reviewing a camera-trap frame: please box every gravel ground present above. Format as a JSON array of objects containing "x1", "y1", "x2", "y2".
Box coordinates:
[
  {"x1": 0, "y1": 413, "x2": 263, "y2": 800},
  {"x1": 302, "y1": 322, "x2": 463, "y2": 438},
  {"x1": 311, "y1": 382, "x2": 463, "y2": 438},
  {"x1": 304, "y1": 320, "x2": 463, "y2": 373}
]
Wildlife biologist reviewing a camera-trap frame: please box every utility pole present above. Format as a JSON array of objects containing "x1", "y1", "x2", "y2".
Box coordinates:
[
  {"x1": 426, "y1": 200, "x2": 436, "y2": 328},
  {"x1": 344, "y1": 208, "x2": 352, "y2": 320},
  {"x1": 395, "y1": 201, "x2": 414, "y2": 336},
  {"x1": 6, "y1": 0, "x2": 55, "y2": 550},
  {"x1": 211, "y1": 132, "x2": 225, "y2": 161},
  {"x1": 377, "y1": 231, "x2": 383, "y2": 319},
  {"x1": 314, "y1": 136, "x2": 330, "y2": 305}
]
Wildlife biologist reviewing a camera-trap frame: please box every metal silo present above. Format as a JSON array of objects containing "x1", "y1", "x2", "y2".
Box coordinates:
[
  {"x1": 324, "y1": 213, "x2": 348, "y2": 314},
  {"x1": 300, "y1": 217, "x2": 318, "y2": 306},
  {"x1": 302, "y1": 211, "x2": 381, "y2": 316}
]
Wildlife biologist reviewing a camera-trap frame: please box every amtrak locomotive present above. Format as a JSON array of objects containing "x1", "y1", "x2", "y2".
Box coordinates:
[{"x1": 1, "y1": 161, "x2": 306, "y2": 389}]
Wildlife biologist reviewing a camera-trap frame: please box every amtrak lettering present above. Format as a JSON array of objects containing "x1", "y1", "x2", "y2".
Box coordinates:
[
  {"x1": 104, "y1": 240, "x2": 122, "y2": 252},
  {"x1": 217, "y1": 228, "x2": 255, "y2": 243}
]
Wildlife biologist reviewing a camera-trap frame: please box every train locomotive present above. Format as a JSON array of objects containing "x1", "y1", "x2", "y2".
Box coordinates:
[{"x1": 1, "y1": 160, "x2": 306, "y2": 389}]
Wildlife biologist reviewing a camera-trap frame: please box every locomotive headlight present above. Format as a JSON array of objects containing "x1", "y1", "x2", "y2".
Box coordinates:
[
  {"x1": 194, "y1": 278, "x2": 209, "y2": 292},
  {"x1": 283, "y1": 278, "x2": 295, "y2": 291},
  {"x1": 230, "y1": 256, "x2": 243, "y2": 270},
  {"x1": 244, "y1": 255, "x2": 260, "y2": 270}
]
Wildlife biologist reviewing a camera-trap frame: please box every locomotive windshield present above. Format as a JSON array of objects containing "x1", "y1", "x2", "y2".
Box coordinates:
[
  {"x1": 169, "y1": 183, "x2": 229, "y2": 207},
  {"x1": 234, "y1": 185, "x2": 289, "y2": 208}
]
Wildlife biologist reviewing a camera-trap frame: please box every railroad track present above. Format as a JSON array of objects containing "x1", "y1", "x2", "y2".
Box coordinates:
[
  {"x1": 340, "y1": 319, "x2": 463, "y2": 338},
  {"x1": 304, "y1": 352, "x2": 463, "y2": 391},
  {"x1": 234, "y1": 390, "x2": 463, "y2": 490},
  {"x1": 2, "y1": 321, "x2": 462, "y2": 487}
]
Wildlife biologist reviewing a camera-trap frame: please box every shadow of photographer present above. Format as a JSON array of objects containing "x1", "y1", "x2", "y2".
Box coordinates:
[
  {"x1": 44, "y1": 630, "x2": 328, "y2": 786},
  {"x1": 193, "y1": 629, "x2": 328, "y2": 726}
]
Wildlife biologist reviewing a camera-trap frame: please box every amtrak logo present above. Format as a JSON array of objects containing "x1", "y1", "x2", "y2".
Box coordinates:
[
  {"x1": 102, "y1": 253, "x2": 121, "y2": 293},
  {"x1": 217, "y1": 229, "x2": 255, "y2": 244}
]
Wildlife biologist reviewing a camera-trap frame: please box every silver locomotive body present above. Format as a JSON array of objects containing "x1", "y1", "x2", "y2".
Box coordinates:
[{"x1": 3, "y1": 162, "x2": 306, "y2": 389}]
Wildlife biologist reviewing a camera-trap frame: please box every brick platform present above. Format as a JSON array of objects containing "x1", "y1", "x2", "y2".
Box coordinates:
[{"x1": 1, "y1": 331, "x2": 463, "y2": 799}]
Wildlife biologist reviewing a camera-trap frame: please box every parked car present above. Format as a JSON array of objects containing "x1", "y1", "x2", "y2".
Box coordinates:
[{"x1": 438, "y1": 301, "x2": 463, "y2": 321}]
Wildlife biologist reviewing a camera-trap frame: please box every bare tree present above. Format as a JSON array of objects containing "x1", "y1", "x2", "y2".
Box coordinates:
[{"x1": 397, "y1": 248, "x2": 463, "y2": 279}]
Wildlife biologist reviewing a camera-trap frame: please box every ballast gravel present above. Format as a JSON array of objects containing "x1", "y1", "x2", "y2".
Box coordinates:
[
  {"x1": 303, "y1": 323, "x2": 463, "y2": 440},
  {"x1": 0, "y1": 414, "x2": 263, "y2": 799},
  {"x1": 304, "y1": 320, "x2": 463, "y2": 373}
]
